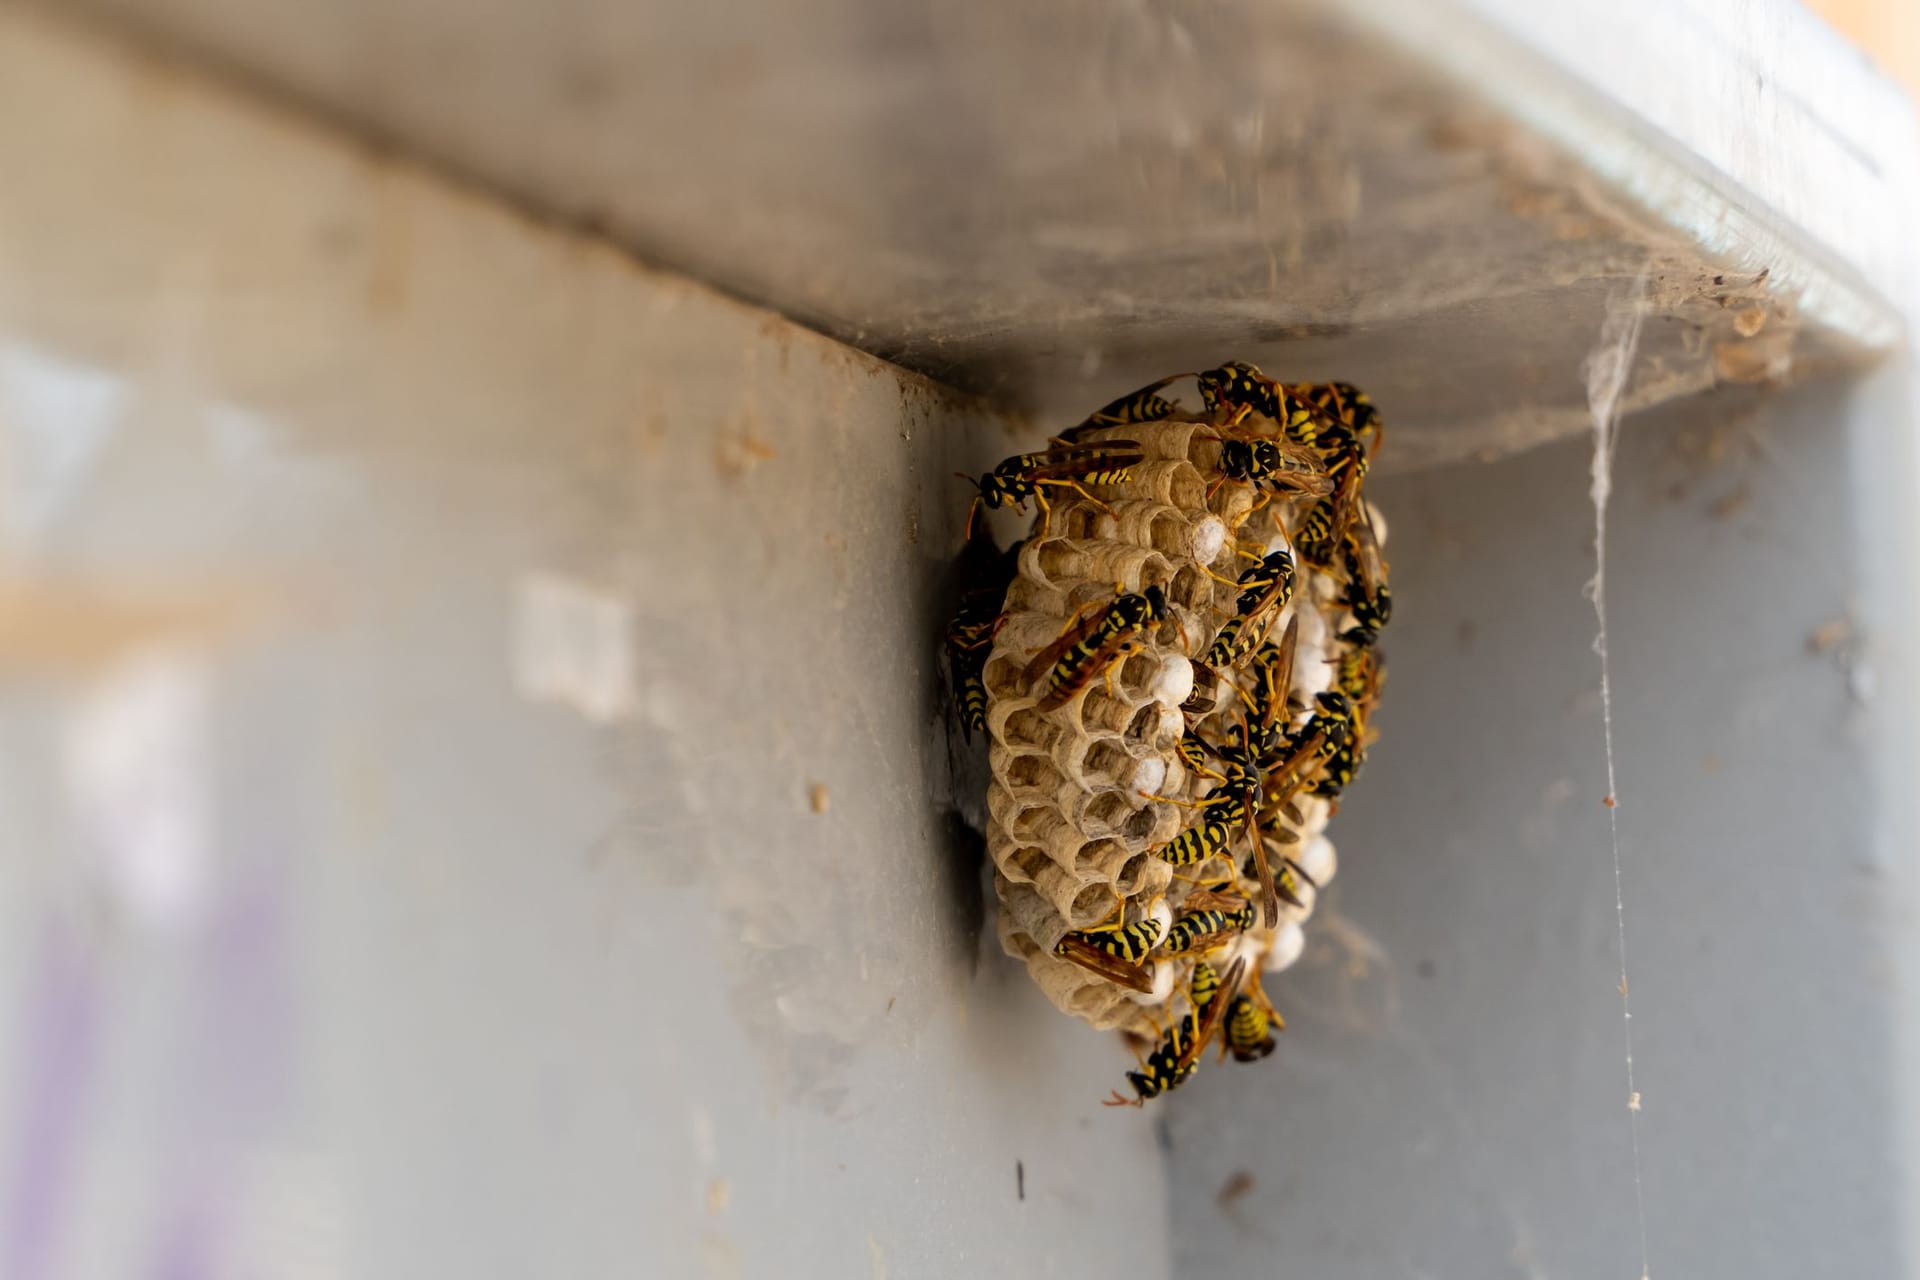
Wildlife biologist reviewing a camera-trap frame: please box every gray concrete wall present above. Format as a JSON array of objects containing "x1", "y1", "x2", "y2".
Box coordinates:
[
  {"x1": 1167, "y1": 384, "x2": 1902, "y2": 1278},
  {"x1": 0, "y1": 18, "x2": 1168, "y2": 1275}
]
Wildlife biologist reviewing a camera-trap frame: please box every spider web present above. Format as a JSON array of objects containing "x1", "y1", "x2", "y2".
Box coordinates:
[{"x1": 1582, "y1": 271, "x2": 1652, "y2": 1280}]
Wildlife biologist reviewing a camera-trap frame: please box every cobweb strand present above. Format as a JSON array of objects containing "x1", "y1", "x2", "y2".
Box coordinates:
[{"x1": 1582, "y1": 273, "x2": 1652, "y2": 1280}]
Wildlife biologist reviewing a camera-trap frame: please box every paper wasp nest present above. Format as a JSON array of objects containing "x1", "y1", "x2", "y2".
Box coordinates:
[{"x1": 981, "y1": 413, "x2": 1372, "y2": 1039}]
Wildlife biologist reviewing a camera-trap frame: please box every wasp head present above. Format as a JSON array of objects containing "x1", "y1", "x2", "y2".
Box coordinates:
[{"x1": 977, "y1": 471, "x2": 1021, "y2": 510}]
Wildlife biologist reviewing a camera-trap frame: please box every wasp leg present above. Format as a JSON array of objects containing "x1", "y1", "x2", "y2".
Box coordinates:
[
  {"x1": 1033, "y1": 488, "x2": 1056, "y2": 539},
  {"x1": 1180, "y1": 759, "x2": 1229, "y2": 785},
  {"x1": 1136, "y1": 790, "x2": 1226, "y2": 810},
  {"x1": 1167, "y1": 866, "x2": 1235, "y2": 890},
  {"x1": 1073, "y1": 897, "x2": 1128, "y2": 936},
  {"x1": 1050, "y1": 599, "x2": 1099, "y2": 642},
  {"x1": 1038, "y1": 477, "x2": 1116, "y2": 523}
]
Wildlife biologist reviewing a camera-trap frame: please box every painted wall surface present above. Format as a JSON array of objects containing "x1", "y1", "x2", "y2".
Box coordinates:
[
  {"x1": 1167, "y1": 386, "x2": 1906, "y2": 1277},
  {"x1": 0, "y1": 15, "x2": 1168, "y2": 1277}
]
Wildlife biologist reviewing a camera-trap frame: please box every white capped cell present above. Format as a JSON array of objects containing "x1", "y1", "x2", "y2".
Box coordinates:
[
  {"x1": 1298, "y1": 835, "x2": 1338, "y2": 886},
  {"x1": 1189, "y1": 514, "x2": 1229, "y2": 565},
  {"x1": 1265, "y1": 923, "x2": 1307, "y2": 972},
  {"x1": 1149, "y1": 653, "x2": 1194, "y2": 708}
]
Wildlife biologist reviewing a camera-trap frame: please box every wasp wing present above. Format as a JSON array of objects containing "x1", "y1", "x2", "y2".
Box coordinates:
[
  {"x1": 1054, "y1": 935, "x2": 1154, "y2": 994},
  {"x1": 1034, "y1": 629, "x2": 1143, "y2": 711},
  {"x1": 1023, "y1": 441, "x2": 1146, "y2": 481},
  {"x1": 1172, "y1": 957, "x2": 1246, "y2": 1075}
]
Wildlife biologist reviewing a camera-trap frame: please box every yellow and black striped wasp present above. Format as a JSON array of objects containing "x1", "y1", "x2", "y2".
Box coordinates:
[
  {"x1": 1021, "y1": 583, "x2": 1173, "y2": 711},
  {"x1": 1196, "y1": 362, "x2": 1371, "y2": 547},
  {"x1": 1184, "y1": 557, "x2": 1290, "y2": 718},
  {"x1": 1211, "y1": 726, "x2": 1298, "y2": 927},
  {"x1": 1336, "y1": 508, "x2": 1392, "y2": 647},
  {"x1": 1286, "y1": 380, "x2": 1383, "y2": 458},
  {"x1": 1105, "y1": 958, "x2": 1246, "y2": 1106},
  {"x1": 1332, "y1": 643, "x2": 1384, "y2": 717},
  {"x1": 1224, "y1": 977, "x2": 1282, "y2": 1062},
  {"x1": 1054, "y1": 373, "x2": 1188, "y2": 445},
  {"x1": 1242, "y1": 621, "x2": 1300, "y2": 761},
  {"x1": 1205, "y1": 545, "x2": 1297, "y2": 617},
  {"x1": 1194, "y1": 361, "x2": 1299, "y2": 427},
  {"x1": 1211, "y1": 436, "x2": 1332, "y2": 504},
  {"x1": 1158, "y1": 889, "x2": 1257, "y2": 956},
  {"x1": 1054, "y1": 914, "x2": 1163, "y2": 994},
  {"x1": 1310, "y1": 644, "x2": 1385, "y2": 802},
  {"x1": 946, "y1": 616, "x2": 994, "y2": 742},
  {"x1": 1160, "y1": 621, "x2": 1300, "y2": 927},
  {"x1": 1201, "y1": 550, "x2": 1296, "y2": 672},
  {"x1": 943, "y1": 538, "x2": 1021, "y2": 741},
  {"x1": 1147, "y1": 720, "x2": 1291, "y2": 924},
  {"x1": 1147, "y1": 810, "x2": 1241, "y2": 872},
  {"x1": 1197, "y1": 363, "x2": 1368, "y2": 466},
  {"x1": 1258, "y1": 689, "x2": 1357, "y2": 813},
  {"x1": 959, "y1": 440, "x2": 1144, "y2": 540},
  {"x1": 1238, "y1": 838, "x2": 1309, "y2": 912}
]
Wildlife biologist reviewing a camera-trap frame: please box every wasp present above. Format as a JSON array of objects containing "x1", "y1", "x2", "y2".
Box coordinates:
[
  {"x1": 1239, "y1": 846, "x2": 1308, "y2": 909},
  {"x1": 1309, "y1": 731, "x2": 1363, "y2": 799},
  {"x1": 1105, "y1": 959, "x2": 1244, "y2": 1106},
  {"x1": 1054, "y1": 374, "x2": 1187, "y2": 444},
  {"x1": 1022, "y1": 583, "x2": 1172, "y2": 711},
  {"x1": 1148, "y1": 813, "x2": 1240, "y2": 868},
  {"x1": 1175, "y1": 731, "x2": 1214, "y2": 772},
  {"x1": 1241, "y1": 619, "x2": 1300, "y2": 760},
  {"x1": 1195, "y1": 361, "x2": 1301, "y2": 427},
  {"x1": 1149, "y1": 726, "x2": 1284, "y2": 924},
  {"x1": 1302, "y1": 682, "x2": 1380, "y2": 801},
  {"x1": 947, "y1": 629, "x2": 992, "y2": 740},
  {"x1": 944, "y1": 594, "x2": 1007, "y2": 742},
  {"x1": 1286, "y1": 380, "x2": 1383, "y2": 456},
  {"x1": 959, "y1": 440, "x2": 1144, "y2": 540},
  {"x1": 1225, "y1": 549, "x2": 1297, "y2": 616},
  {"x1": 1203, "y1": 559, "x2": 1293, "y2": 671},
  {"x1": 1225, "y1": 983, "x2": 1282, "y2": 1062},
  {"x1": 1200, "y1": 364, "x2": 1357, "y2": 469},
  {"x1": 1212, "y1": 436, "x2": 1331, "y2": 503},
  {"x1": 1259, "y1": 690, "x2": 1357, "y2": 811},
  {"x1": 1336, "y1": 509, "x2": 1392, "y2": 646},
  {"x1": 1188, "y1": 956, "x2": 1224, "y2": 1014},
  {"x1": 1332, "y1": 644, "x2": 1384, "y2": 723},
  {"x1": 1197, "y1": 361, "x2": 1372, "y2": 533},
  {"x1": 1054, "y1": 916, "x2": 1164, "y2": 994},
  {"x1": 1211, "y1": 731, "x2": 1300, "y2": 927},
  {"x1": 1156, "y1": 630, "x2": 1298, "y2": 925},
  {"x1": 1283, "y1": 427, "x2": 1370, "y2": 564},
  {"x1": 943, "y1": 537, "x2": 1021, "y2": 740},
  {"x1": 1291, "y1": 496, "x2": 1341, "y2": 567},
  {"x1": 1159, "y1": 891, "x2": 1257, "y2": 956},
  {"x1": 1315, "y1": 645, "x2": 1385, "y2": 804},
  {"x1": 1107, "y1": 1019, "x2": 1198, "y2": 1106}
]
